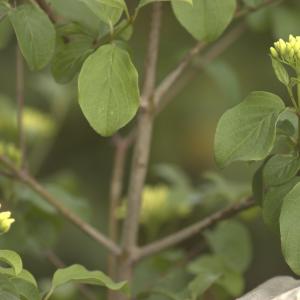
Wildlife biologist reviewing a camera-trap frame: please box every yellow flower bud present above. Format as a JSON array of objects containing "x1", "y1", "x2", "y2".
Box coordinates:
[
  {"x1": 0, "y1": 218, "x2": 15, "y2": 233},
  {"x1": 279, "y1": 40, "x2": 287, "y2": 55},
  {"x1": 0, "y1": 212, "x2": 11, "y2": 220},
  {"x1": 0, "y1": 209, "x2": 15, "y2": 234},
  {"x1": 270, "y1": 47, "x2": 278, "y2": 58}
]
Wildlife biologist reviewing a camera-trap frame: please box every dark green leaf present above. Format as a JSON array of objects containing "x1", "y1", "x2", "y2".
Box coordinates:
[
  {"x1": 280, "y1": 182, "x2": 300, "y2": 274},
  {"x1": 263, "y1": 154, "x2": 300, "y2": 187},
  {"x1": 263, "y1": 177, "x2": 300, "y2": 233},
  {"x1": 9, "y1": 4, "x2": 56, "y2": 70}
]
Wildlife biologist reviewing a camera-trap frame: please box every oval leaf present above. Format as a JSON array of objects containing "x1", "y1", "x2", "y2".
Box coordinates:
[
  {"x1": 9, "y1": 4, "x2": 56, "y2": 70},
  {"x1": 45, "y1": 264, "x2": 128, "y2": 299},
  {"x1": 280, "y1": 182, "x2": 300, "y2": 274},
  {"x1": 78, "y1": 44, "x2": 140, "y2": 136},
  {"x1": 214, "y1": 91, "x2": 285, "y2": 168},
  {"x1": 172, "y1": 0, "x2": 236, "y2": 42}
]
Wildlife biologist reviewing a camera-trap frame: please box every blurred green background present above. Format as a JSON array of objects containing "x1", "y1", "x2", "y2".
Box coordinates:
[{"x1": 0, "y1": 0, "x2": 300, "y2": 299}]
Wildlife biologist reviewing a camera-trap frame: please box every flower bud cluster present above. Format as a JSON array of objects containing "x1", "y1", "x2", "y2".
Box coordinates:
[
  {"x1": 0, "y1": 205, "x2": 14, "y2": 234},
  {"x1": 270, "y1": 35, "x2": 300, "y2": 70}
]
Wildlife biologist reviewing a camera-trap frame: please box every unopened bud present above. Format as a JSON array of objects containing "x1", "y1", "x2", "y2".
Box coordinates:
[{"x1": 270, "y1": 47, "x2": 278, "y2": 58}]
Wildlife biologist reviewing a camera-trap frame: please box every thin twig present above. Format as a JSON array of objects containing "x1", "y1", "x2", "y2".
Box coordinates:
[
  {"x1": 157, "y1": 23, "x2": 246, "y2": 113},
  {"x1": 118, "y1": 2, "x2": 163, "y2": 283},
  {"x1": 137, "y1": 197, "x2": 256, "y2": 260},
  {"x1": 46, "y1": 251, "x2": 98, "y2": 300},
  {"x1": 34, "y1": 0, "x2": 58, "y2": 23},
  {"x1": 0, "y1": 155, "x2": 121, "y2": 256},
  {"x1": 107, "y1": 133, "x2": 135, "y2": 300},
  {"x1": 16, "y1": 47, "x2": 26, "y2": 169}
]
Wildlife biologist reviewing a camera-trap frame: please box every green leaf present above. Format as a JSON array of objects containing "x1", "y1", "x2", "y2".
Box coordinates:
[
  {"x1": 187, "y1": 271, "x2": 221, "y2": 300},
  {"x1": 0, "y1": 291, "x2": 20, "y2": 300},
  {"x1": 78, "y1": 44, "x2": 140, "y2": 136},
  {"x1": 214, "y1": 91, "x2": 285, "y2": 168},
  {"x1": 271, "y1": 58, "x2": 290, "y2": 86},
  {"x1": 79, "y1": 0, "x2": 123, "y2": 24},
  {"x1": 242, "y1": 0, "x2": 263, "y2": 7},
  {"x1": 252, "y1": 159, "x2": 270, "y2": 205},
  {"x1": 280, "y1": 182, "x2": 300, "y2": 274},
  {"x1": 0, "y1": 251, "x2": 22, "y2": 276},
  {"x1": 8, "y1": 4, "x2": 56, "y2": 70},
  {"x1": 171, "y1": 0, "x2": 236, "y2": 42},
  {"x1": 187, "y1": 255, "x2": 244, "y2": 297},
  {"x1": 205, "y1": 221, "x2": 252, "y2": 273},
  {"x1": 138, "y1": 0, "x2": 192, "y2": 10},
  {"x1": 52, "y1": 31, "x2": 94, "y2": 83},
  {"x1": 263, "y1": 154, "x2": 300, "y2": 187},
  {"x1": 263, "y1": 177, "x2": 300, "y2": 233},
  {"x1": 45, "y1": 264, "x2": 128, "y2": 299}
]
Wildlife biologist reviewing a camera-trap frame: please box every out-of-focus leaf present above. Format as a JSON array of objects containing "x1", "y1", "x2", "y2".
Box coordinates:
[
  {"x1": 45, "y1": 264, "x2": 128, "y2": 299},
  {"x1": 205, "y1": 221, "x2": 252, "y2": 273}
]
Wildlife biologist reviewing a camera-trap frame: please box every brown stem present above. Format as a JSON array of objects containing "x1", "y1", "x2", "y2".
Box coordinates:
[
  {"x1": 46, "y1": 251, "x2": 97, "y2": 300},
  {"x1": 137, "y1": 197, "x2": 255, "y2": 260},
  {"x1": 34, "y1": 0, "x2": 58, "y2": 23},
  {"x1": 16, "y1": 46, "x2": 26, "y2": 169},
  {"x1": 107, "y1": 133, "x2": 135, "y2": 300},
  {"x1": 117, "y1": 2, "x2": 163, "y2": 291},
  {"x1": 0, "y1": 155, "x2": 121, "y2": 256}
]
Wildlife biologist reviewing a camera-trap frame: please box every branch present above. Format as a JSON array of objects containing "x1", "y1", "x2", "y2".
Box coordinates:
[
  {"x1": 119, "y1": 2, "x2": 163, "y2": 281},
  {"x1": 154, "y1": 0, "x2": 285, "y2": 112},
  {"x1": 137, "y1": 197, "x2": 256, "y2": 260},
  {"x1": 16, "y1": 47, "x2": 26, "y2": 169},
  {"x1": 156, "y1": 23, "x2": 246, "y2": 113},
  {"x1": 34, "y1": 0, "x2": 58, "y2": 23},
  {"x1": 107, "y1": 133, "x2": 135, "y2": 279},
  {"x1": 46, "y1": 251, "x2": 98, "y2": 300},
  {"x1": 0, "y1": 155, "x2": 121, "y2": 256}
]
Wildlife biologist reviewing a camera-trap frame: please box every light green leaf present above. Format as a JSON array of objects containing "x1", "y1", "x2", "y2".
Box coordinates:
[
  {"x1": 0, "y1": 268, "x2": 37, "y2": 287},
  {"x1": 9, "y1": 4, "x2": 56, "y2": 70},
  {"x1": 280, "y1": 182, "x2": 300, "y2": 274},
  {"x1": 242, "y1": 0, "x2": 263, "y2": 7},
  {"x1": 263, "y1": 154, "x2": 300, "y2": 187},
  {"x1": 79, "y1": 0, "x2": 123, "y2": 24},
  {"x1": 205, "y1": 221, "x2": 252, "y2": 273},
  {"x1": 0, "y1": 250, "x2": 22, "y2": 276},
  {"x1": 214, "y1": 91, "x2": 285, "y2": 168},
  {"x1": 45, "y1": 264, "x2": 128, "y2": 299},
  {"x1": 263, "y1": 177, "x2": 300, "y2": 233},
  {"x1": 78, "y1": 44, "x2": 140, "y2": 136},
  {"x1": 0, "y1": 291, "x2": 20, "y2": 300},
  {"x1": 172, "y1": 0, "x2": 236, "y2": 42},
  {"x1": 271, "y1": 58, "x2": 290, "y2": 86},
  {"x1": 138, "y1": 0, "x2": 192, "y2": 10},
  {"x1": 9, "y1": 278, "x2": 40, "y2": 300}
]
